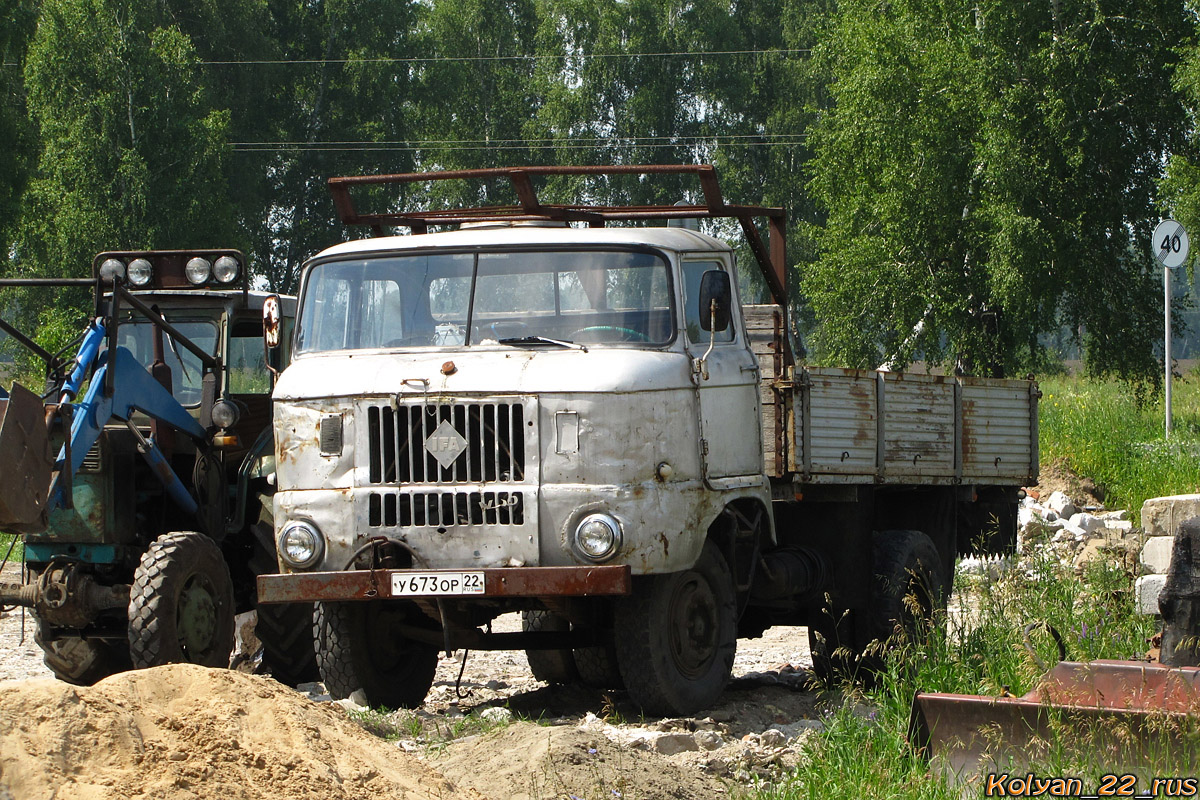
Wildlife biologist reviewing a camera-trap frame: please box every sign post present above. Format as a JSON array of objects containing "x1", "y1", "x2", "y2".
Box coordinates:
[{"x1": 1153, "y1": 219, "x2": 1190, "y2": 438}]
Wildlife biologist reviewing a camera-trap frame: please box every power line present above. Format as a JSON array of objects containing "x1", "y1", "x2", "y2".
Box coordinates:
[
  {"x1": 231, "y1": 134, "x2": 807, "y2": 147},
  {"x1": 230, "y1": 140, "x2": 808, "y2": 153},
  {"x1": 203, "y1": 48, "x2": 810, "y2": 66}
]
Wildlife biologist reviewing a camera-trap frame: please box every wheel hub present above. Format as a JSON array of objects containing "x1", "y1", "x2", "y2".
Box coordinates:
[
  {"x1": 177, "y1": 574, "x2": 218, "y2": 658},
  {"x1": 668, "y1": 573, "x2": 719, "y2": 679}
]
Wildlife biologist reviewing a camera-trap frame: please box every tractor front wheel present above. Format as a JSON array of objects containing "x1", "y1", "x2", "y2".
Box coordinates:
[{"x1": 128, "y1": 531, "x2": 236, "y2": 668}]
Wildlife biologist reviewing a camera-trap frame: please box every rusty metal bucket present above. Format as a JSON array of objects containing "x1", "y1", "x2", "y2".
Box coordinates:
[
  {"x1": 911, "y1": 660, "x2": 1200, "y2": 778},
  {"x1": 0, "y1": 382, "x2": 53, "y2": 532}
]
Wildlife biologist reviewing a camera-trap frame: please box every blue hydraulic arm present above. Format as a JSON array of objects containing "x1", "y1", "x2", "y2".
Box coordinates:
[{"x1": 50, "y1": 322, "x2": 207, "y2": 514}]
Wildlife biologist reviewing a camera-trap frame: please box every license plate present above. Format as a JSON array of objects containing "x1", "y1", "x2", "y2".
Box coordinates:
[{"x1": 391, "y1": 571, "x2": 486, "y2": 596}]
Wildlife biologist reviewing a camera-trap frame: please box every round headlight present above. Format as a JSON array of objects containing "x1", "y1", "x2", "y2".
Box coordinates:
[
  {"x1": 574, "y1": 513, "x2": 622, "y2": 561},
  {"x1": 99, "y1": 258, "x2": 125, "y2": 283},
  {"x1": 185, "y1": 257, "x2": 212, "y2": 285},
  {"x1": 279, "y1": 520, "x2": 324, "y2": 569},
  {"x1": 126, "y1": 258, "x2": 153, "y2": 287},
  {"x1": 213, "y1": 255, "x2": 240, "y2": 284},
  {"x1": 211, "y1": 398, "x2": 240, "y2": 429}
]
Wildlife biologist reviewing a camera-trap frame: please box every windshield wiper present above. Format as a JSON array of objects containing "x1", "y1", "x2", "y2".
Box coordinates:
[{"x1": 498, "y1": 335, "x2": 588, "y2": 353}]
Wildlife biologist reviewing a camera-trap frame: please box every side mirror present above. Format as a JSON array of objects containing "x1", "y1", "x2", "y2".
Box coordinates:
[
  {"x1": 698, "y1": 270, "x2": 732, "y2": 332},
  {"x1": 263, "y1": 294, "x2": 282, "y2": 375}
]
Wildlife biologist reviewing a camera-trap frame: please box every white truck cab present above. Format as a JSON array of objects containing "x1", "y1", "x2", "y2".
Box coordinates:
[{"x1": 273, "y1": 224, "x2": 768, "y2": 579}]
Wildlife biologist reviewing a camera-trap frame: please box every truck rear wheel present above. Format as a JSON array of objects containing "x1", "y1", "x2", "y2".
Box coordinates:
[
  {"x1": 314, "y1": 600, "x2": 437, "y2": 709},
  {"x1": 808, "y1": 530, "x2": 945, "y2": 685},
  {"x1": 128, "y1": 531, "x2": 236, "y2": 668},
  {"x1": 870, "y1": 529, "x2": 945, "y2": 644},
  {"x1": 521, "y1": 610, "x2": 579, "y2": 685},
  {"x1": 34, "y1": 619, "x2": 131, "y2": 686},
  {"x1": 614, "y1": 541, "x2": 736, "y2": 715}
]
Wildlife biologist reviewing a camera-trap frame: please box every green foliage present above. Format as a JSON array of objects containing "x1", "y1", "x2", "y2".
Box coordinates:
[
  {"x1": 1039, "y1": 375, "x2": 1200, "y2": 523},
  {"x1": 0, "y1": 0, "x2": 1196, "y2": 384},
  {"x1": 7, "y1": 303, "x2": 90, "y2": 390},
  {"x1": 0, "y1": 0, "x2": 38, "y2": 254},
  {"x1": 806, "y1": 0, "x2": 1191, "y2": 380},
  {"x1": 15, "y1": 0, "x2": 237, "y2": 281}
]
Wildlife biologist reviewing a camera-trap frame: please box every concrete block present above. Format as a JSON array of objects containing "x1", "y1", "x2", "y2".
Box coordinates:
[
  {"x1": 1140, "y1": 536, "x2": 1176, "y2": 574},
  {"x1": 1141, "y1": 494, "x2": 1200, "y2": 538},
  {"x1": 1046, "y1": 491, "x2": 1077, "y2": 519},
  {"x1": 1135, "y1": 574, "x2": 1167, "y2": 615},
  {"x1": 1069, "y1": 513, "x2": 1106, "y2": 535}
]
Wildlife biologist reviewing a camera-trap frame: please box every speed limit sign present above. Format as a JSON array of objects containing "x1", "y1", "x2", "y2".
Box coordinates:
[{"x1": 1153, "y1": 219, "x2": 1190, "y2": 269}]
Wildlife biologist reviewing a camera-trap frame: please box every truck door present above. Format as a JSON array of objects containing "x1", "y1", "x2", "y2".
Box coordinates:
[{"x1": 680, "y1": 259, "x2": 763, "y2": 481}]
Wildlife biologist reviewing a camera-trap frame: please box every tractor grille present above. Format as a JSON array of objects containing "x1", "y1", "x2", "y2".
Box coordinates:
[
  {"x1": 367, "y1": 490, "x2": 525, "y2": 528},
  {"x1": 81, "y1": 441, "x2": 102, "y2": 473},
  {"x1": 366, "y1": 401, "x2": 527, "y2": 485}
]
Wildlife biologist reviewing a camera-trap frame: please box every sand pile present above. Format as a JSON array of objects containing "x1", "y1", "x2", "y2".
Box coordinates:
[
  {"x1": 0, "y1": 664, "x2": 485, "y2": 800},
  {"x1": 429, "y1": 721, "x2": 733, "y2": 800}
]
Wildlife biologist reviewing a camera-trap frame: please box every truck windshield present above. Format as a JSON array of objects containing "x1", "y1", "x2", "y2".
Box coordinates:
[{"x1": 295, "y1": 249, "x2": 674, "y2": 354}]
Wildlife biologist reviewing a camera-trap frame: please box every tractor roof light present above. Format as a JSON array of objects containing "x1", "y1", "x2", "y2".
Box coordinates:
[
  {"x1": 212, "y1": 255, "x2": 240, "y2": 284},
  {"x1": 185, "y1": 257, "x2": 212, "y2": 286},
  {"x1": 126, "y1": 258, "x2": 153, "y2": 287},
  {"x1": 99, "y1": 258, "x2": 126, "y2": 284}
]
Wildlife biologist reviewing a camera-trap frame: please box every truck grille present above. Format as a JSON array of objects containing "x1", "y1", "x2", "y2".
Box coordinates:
[
  {"x1": 366, "y1": 401, "x2": 526, "y2": 485},
  {"x1": 368, "y1": 490, "x2": 525, "y2": 528}
]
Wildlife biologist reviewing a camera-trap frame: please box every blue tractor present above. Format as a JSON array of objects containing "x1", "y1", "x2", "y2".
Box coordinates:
[{"x1": 0, "y1": 250, "x2": 316, "y2": 685}]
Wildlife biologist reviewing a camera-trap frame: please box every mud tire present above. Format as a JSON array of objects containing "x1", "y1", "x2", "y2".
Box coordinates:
[
  {"x1": 248, "y1": 532, "x2": 320, "y2": 687},
  {"x1": 614, "y1": 541, "x2": 736, "y2": 715},
  {"x1": 870, "y1": 529, "x2": 945, "y2": 645},
  {"x1": 34, "y1": 618, "x2": 131, "y2": 686},
  {"x1": 128, "y1": 531, "x2": 236, "y2": 668},
  {"x1": 256, "y1": 601, "x2": 321, "y2": 686},
  {"x1": 573, "y1": 643, "x2": 624, "y2": 689},
  {"x1": 521, "y1": 610, "x2": 579, "y2": 685},
  {"x1": 314, "y1": 600, "x2": 438, "y2": 709}
]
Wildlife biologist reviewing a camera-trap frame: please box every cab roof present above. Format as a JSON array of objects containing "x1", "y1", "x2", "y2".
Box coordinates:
[{"x1": 311, "y1": 224, "x2": 733, "y2": 262}]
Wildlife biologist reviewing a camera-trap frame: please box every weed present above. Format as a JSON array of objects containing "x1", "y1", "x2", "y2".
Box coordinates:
[
  {"x1": 762, "y1": 554, "x2": 1192, "y2": 800},
  {"x1": 346, "y1": 706, "x2": 417, "y2": 741},
  {"x1": 1038, "y1": 375, "x2": 1200, "y2": 523}
]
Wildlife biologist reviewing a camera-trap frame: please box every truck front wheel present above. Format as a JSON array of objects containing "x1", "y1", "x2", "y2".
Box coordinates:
[
  {"x1": 128, "y1": 531, "x2": 236, "y2": 668},
  {"x1": 614, "y1": 541, "x2": 736, "y2": 715},
  {"x1": 314, "y1": 600, "x2": 437, "y2": 709}
]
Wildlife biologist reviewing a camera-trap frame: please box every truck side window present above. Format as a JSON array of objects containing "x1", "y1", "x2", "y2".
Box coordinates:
[{"x1": 682, "y1": 262, "x2": 735, "y2": 344}]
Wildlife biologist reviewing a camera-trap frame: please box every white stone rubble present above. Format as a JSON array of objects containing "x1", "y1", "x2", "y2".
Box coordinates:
[{"x1": 1015, "y1": 491, "x2": 1140, "y2": 576}]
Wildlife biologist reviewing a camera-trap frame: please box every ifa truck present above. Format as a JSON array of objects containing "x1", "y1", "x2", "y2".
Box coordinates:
[
  {"x1": 0, "y1": 251, "x2": 315, "y2": 685},
  {"x1": 258, "y1": 166, "x2": 1037, "y2": 715}
]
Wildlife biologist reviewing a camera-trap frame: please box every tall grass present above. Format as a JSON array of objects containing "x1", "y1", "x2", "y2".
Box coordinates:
[
  {"x1": 757, "y1": 557, "x2": 1192, "y2": 800},
  {"x1": 1039, "y1": 375, "x2": 1200, "y2": 522}
]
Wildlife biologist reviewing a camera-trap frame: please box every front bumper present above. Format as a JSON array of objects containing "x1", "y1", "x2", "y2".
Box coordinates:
[{"x1": 257, "y1": 564, "x2": 631, "y2": 604}]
